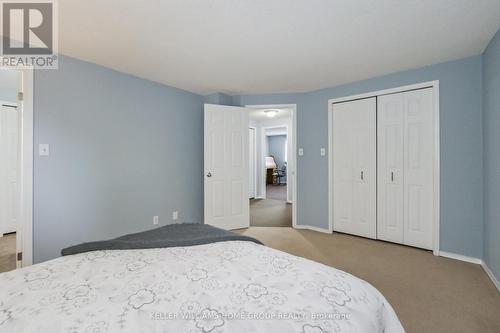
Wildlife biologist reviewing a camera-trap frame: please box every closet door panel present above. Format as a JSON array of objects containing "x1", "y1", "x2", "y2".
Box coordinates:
[
  {"x1": 352, "y1": 100, "x2": 377, "y2": 238},
  {"x1": 377, "y1": 94, "x2": 404, "y2": 243},
  {"x1": 333, "y1": 98, "x2": 376, "y2": 239},
  {"x1": 333, "y1": 103, "x2": 354, "y2": 233},
  {"x1": 403, "y1": 88, "x2": 434, "y2": 250}
]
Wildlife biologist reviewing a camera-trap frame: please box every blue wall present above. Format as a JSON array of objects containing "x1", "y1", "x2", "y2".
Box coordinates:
[
  {"x1": 33, "y1": 56, "x2": 204, "y2": 262},
  {"x1": 29, "y1": 51, "x2": 495, "y2": 265},
  {"x1": 204, "y1": 92, "x2": 234, "y2": 105},
  {"x1": 483, "y1": 28, "x2": 500, "y2": 281},
  {"x1": 236, "y1": 56, "x2": 484, "y2": 258}
]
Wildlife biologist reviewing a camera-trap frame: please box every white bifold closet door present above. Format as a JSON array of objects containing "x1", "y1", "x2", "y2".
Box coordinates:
[
  {"x1": 333, "y1": 98, "x2": 376, "y2": 239},
  {"x1": 377, "y1": 88, "x2": 434, "y2": 250},
  {"x1": 377, "y1": 93, "x2": 405, "y2": 243}
]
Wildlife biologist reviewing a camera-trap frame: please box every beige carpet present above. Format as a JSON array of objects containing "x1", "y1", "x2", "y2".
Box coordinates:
[
  {"x1": 0, "y1": 233, "x2": 16, "y2": 273},
  {"x1": 235, "y1": 227, "x2": 500, "y2": 333},
  {"x1": 250, "y1": 198, "x2": 292, "y2": 227},
  {"x1": 266, "y1": 184, "x2": 287, "y2": 201}
]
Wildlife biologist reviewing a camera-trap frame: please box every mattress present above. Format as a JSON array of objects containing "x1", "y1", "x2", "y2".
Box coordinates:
[{"x1": 0, "y1": 241, "x2": 405, "y2": 332}]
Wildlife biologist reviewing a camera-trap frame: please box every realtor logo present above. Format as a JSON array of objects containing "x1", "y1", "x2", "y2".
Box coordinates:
[{"x1": 1, "y1": 0, "x2": 58, "y2": 68}]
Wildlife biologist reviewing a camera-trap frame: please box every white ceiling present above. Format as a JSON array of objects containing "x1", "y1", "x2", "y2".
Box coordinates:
[
  {"x1": 249, "y1": 108, "x2": 292, "y2": 122},
  {"x1": 56, "y1": 0, "x2": 500, "y2": 95}
]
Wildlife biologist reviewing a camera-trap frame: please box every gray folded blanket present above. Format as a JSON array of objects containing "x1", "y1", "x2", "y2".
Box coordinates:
[{"x1": 61, "y1": 223, "x2": 262, "y2": 256}]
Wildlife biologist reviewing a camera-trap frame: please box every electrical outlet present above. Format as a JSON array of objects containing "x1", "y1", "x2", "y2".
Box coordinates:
[
  {"x1": 173, "y1": 211, "x2": 178, "y2": 221},
  {"x1": 320, "y1": 148, "x2": 326, "y2": 156},
  {"x1": 153, "y1": 216, "x2": 159, "y2": 225},
  {"x1": 298, "y1": 148, "x2": 304, "y2": 156},
  {"x1": 39, "y1": 144, "x2": 50, "y2": 156}
]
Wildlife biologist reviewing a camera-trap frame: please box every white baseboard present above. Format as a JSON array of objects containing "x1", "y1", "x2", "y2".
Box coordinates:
[
  {"x1": 430, "y1": 251, "x2": 500, "y2": 293},
  {"x1": 481, "y1": 263, "x2": 500, "y2": 293},
  {"x1": 294, "y1": 225, "x2": 332, "y2": 234},
  {"x1": 438, "y1": 251, "x2": 482, "y2": 264}
]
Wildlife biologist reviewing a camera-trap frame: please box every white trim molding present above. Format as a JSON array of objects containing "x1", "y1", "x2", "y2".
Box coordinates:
[
  {"x1": 327, "y1": 108, "x2": 334, "y2": 233},
  {"x1": 439, "y1": 252, "x2": 500, "y2": 293},
  {"x1": 18, "y1": 68, "x2": 34, "y2": 267},
  {"x1": 248, "y1": 126, "x2": 257, "y2": 199},
  {"x1": 327, "y1": 80, "x2": 440, "y2": 255},
  {"x1": 438, "y1": 251, "x2": 482, "y2": 265},
  {"x1": 481, "y1": 263, "x2": 500, "y2": 293}
]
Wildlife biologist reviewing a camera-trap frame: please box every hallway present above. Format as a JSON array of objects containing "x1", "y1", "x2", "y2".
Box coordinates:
[
  {"x1": 265, "y1": 184, "x2": 287, "y2": 201},
  {"x1": 250, "y1": 198, "x2": 292, "y2": 227}
]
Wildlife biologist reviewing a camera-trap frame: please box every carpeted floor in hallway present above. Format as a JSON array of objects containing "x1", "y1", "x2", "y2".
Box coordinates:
[
  {"x1": 265, "y1": 184, "x2": 287, "y2": 201},
  {"x1": 0, "y1": 233, "x2": 16, "y2": 273},
  {"x1": 250, "y1": 198, "x2": 292, "y2": 227}
]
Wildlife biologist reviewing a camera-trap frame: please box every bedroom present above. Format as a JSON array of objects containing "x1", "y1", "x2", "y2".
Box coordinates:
[{"x1": 0, "y1": 1, "x2": 499, "y2": 332}]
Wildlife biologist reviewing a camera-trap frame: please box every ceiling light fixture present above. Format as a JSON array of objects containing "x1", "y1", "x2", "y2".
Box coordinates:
[{"x1": 264, "y1": 109, "x2": 279, "y2": 118}]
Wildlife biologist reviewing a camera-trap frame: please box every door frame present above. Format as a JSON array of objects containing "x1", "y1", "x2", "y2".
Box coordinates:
[
  {"x1": 18, "y1": 68, "x2": 34, "y2": 267},
  {"x1": 328, "y1": 80, "x2": 440, "y2": 255},
  {"x1": 245, "y1": 104, "x2": 297, "y2": 228},
  {"x1": 249, "y1": 126, "x2": 257, "y2": 199}
]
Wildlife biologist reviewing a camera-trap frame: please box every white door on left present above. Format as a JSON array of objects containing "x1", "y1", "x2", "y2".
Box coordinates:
[
  {"x1": 0, "y1": 103, "x2": 19, "y2": 235},
  {"x1": 332, "y1": 98, "x2": 377, "y2": 239},
  {"x1": 204, "y1": 104, "x2": 249, "y2": 230}
]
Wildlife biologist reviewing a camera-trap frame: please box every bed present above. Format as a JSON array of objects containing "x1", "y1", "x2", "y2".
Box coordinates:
[{"x1": 0, "y1": 225, "x2": 404, "y2": 332}]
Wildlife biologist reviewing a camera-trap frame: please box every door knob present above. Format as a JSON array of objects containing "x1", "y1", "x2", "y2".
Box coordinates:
[{"x1": 206, "y1": 172, "x2": 212, "y2": 177}]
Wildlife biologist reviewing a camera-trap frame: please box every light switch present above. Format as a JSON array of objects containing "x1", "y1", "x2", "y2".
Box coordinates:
[
  {"x1": 298, "y1": 148, "x2": 304, "y2": 156},
  {"x1": 39, "y1": 144, "x2": 50, "y2": 156},
  {"x1": 320, "y1": 148, "x2": 326, "y2": 156}
]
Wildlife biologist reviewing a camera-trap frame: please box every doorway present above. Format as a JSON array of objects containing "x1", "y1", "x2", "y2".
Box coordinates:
[
  {"x1": 247, "y1": 106, "x2": 295, "y2": 227},
  {"x1": 264, "y1": 127, "x2": 288, "y2": 201},
  {"x1": 203, "y1": 103, "x2": 297, "y2": 231},
  {"x1": 0, "y1": 68, "x2": 34, "y2": 270},
  {"x1": 0, "y1": 70, "x2": 19, "y2": 272}
]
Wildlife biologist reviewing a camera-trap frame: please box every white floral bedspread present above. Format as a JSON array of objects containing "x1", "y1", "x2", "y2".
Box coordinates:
[{"x1": 0, "y1": 241, "x2": 405, "y2": 332}]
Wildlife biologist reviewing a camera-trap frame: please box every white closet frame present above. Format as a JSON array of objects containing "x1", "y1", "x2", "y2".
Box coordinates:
[{"x1": 327, "y1": 81, "x2": 440, "y2": 256}]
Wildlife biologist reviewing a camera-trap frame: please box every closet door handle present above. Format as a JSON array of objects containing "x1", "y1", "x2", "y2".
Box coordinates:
[
  {"x1": 391, "y1": 171, "x2": 394, "y2": 182},
  {"x1": 361, "y1": 170, "x2": 364, "y2": 181}
]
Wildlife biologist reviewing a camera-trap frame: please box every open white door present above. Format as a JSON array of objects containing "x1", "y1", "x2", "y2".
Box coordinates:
[
  {"x1": 204, "y1": 104, "x2": 249, "y2": 230},
  {"x1": 16, "y1": 70, "x2": 24, "y2": 268},
  {"x1": 0, "y1": 102, "x2": 19, "y2": 236}
]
